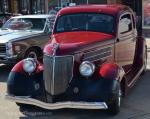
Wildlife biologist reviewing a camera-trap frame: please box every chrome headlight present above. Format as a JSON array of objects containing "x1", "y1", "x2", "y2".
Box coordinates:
[
  {"x1": 23, "y1": 58, "x2": 37, "y2": 73},
  {"x1": 6, "y1": 42, "x2": 13, "y2": 56},
  {"x1": 79, "y1": 61, "x2": 95, "y2": 77}
]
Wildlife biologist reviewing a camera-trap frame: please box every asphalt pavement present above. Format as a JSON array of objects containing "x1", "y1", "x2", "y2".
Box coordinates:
[{"x1": 1, "y1": 39, "x2": 150, "y2": 119}]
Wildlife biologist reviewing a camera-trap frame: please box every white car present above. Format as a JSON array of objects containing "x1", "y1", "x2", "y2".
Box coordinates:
[{"x1": 0, "y1": 14, "x2": 55, "y2": 64}]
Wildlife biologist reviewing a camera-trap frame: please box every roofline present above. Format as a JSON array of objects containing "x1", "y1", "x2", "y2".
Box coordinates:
[{"x1": 11, "y1": 14, "x2": 54, "y2": 19}]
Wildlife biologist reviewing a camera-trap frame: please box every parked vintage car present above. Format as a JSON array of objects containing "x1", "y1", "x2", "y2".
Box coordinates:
[
  {"x1": 0, "y1": 13, "x2": 14, "y2": 27},
  {"x1": 0, "y1": 13, "x2": 21, "y2": 27},
  {"x1": 0, "y1": 14, "x2": 55, "y2": 64},
  {"x1": 6, "y1": 5, "x2": 147, "y2": 115}
]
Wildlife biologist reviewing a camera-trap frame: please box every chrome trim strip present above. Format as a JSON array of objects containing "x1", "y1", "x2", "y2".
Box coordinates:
[
  {"x1": 70, "y1": 55, "x2": 74, "y2": 83},
  {"x1": 0, "y1": 54, "x2": 6, "y2": 57},
  {"x1": 5, "y1": 95, "x2": 108, "y2": 110},
  {"x1": 44, "y1": 54, "x2": 74, "y2": 58},
  {"x1": 83, "y1": 46, "x2": 112, "y2": 62},
  {"x1": 0, "y1": 55, "x2": 17, "y2": 58},
  {"x1": 127, "y1": 65, "x2": 145, "y2": 87},
  {"x1": 52, "y1": 56, "x2": 55, "y2": 95},
  {"x1": 74, "y1": 39, "x2": 115, "y2": 54},
  {"x1": 84, "y1": 51, "x2": 112, "y2": 61},
  {"x1": 84, "y1": 47, "x2": 111, "y2": 58}
]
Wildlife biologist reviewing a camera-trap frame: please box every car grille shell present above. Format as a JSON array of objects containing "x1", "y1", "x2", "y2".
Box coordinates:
[{"x1": 43, "y1": 55, "x2": 74, "y2": 95}]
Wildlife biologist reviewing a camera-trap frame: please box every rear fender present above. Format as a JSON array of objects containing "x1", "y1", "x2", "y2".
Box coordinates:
[
  {"x1": 11, "y1": 60, "x2": 24, "y2": 73},
  {"x1": 99, "y1": 63, "x2": 125, "y2": 81}
]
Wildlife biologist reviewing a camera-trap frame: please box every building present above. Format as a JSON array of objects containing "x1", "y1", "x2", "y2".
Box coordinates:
[
  {"x1": 0, "y1": 0, "x2": 146, "y2": 36},
  {"x1": 0, "y1": 0, "x2": 46, "y2": 14},
  {"x1": 45, "y1": 0, "x2": 139, "y2": 14},
  {"x1": 0, "y1": 0, "x2": 141, "y2": 15}
]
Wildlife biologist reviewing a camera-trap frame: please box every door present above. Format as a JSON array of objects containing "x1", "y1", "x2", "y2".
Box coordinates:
[{"x1": 115, "y1": 12, "x2": 137, "y2": 72}]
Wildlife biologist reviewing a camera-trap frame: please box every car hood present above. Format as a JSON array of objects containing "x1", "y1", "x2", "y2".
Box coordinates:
[
  {"x1": 0, "y1": 29, "x2": 14, "y2": 36},
  {"x1": 0, "y1": 29, "x2": 43, "y2": 43},
  {"x1": 44, "y1": 31, "x2": 114, "y2": 55}
]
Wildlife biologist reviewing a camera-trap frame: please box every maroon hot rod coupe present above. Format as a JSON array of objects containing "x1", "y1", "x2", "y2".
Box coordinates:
[{"x1": 6, "y1": 5, "x2": 147, "y2": 115}]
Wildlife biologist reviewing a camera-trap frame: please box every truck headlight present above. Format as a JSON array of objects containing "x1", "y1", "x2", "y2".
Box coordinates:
[
  {"x1": 6, "y1": 42, "x2": 13, "y2": 56},
  {"x1": 23, "y1": 58, "x2": 37, "y2": 73},
  {"x1": 79, "y1": 61, "x2": 95, "y2": 77}
]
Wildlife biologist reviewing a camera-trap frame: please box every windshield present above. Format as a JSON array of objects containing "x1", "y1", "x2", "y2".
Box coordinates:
[
  {"x1": 55, "y1": 13, "x2": 114, "y2": 34},
  {"x1": 2, "y1": 18, "x2": 46, "y2": 31}
]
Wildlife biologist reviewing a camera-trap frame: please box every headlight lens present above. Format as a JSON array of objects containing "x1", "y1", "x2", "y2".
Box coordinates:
[
  {"x1": 6, "y1": 42, "x2": 13, "y2": 56},
  {"x1": 23, "y1": 58, "x2": 37, "y2": 73},
  {"x1": 79, "y1": 61, "x2": 95, "y2": 77}
]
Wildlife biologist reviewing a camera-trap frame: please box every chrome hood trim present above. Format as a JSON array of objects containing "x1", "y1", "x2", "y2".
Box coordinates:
[{"x1": 0, "y1": 30, "x2": 43, "y2": 43}]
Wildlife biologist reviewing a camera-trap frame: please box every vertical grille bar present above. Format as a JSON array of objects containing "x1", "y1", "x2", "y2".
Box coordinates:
[
  {"x1": 43, "y1": 55, "x2": 73, "y2": 95},
  {"x1": 43, "y1": 55, "x2": 53, "y2": 94},
  {"x1": 0, "y1": 44, "x2": 6, "y2": 54}
]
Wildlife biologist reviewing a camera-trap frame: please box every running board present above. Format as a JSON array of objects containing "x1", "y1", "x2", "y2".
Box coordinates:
[{"x1": 125, "y1": 65, "x2": 144, "y2": 88}]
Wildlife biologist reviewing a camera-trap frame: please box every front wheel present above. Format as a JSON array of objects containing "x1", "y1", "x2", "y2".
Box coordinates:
[
  {"x1": 24, "y1": 48, "x2": 42, "y2": 61},
  {"x1": 107, "y1": 82, "x2": 122, "y2": 115}
]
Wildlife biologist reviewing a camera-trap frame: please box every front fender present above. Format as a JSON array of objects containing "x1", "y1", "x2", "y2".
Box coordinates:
[
  {"x1": 7, "y1": 59, "x2": 44, "y2": 97},
  {"x1": 99, "y1": 63, "x2": 125, "y2": 81},
  {"x1": 11, "y1": 59, "x2": 43, "y2": 73}
]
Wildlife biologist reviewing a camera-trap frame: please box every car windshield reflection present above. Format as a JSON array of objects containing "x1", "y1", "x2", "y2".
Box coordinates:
[
  {"x1": 55, "y1": 13, "x2": 114, "y2": 34},
  {"x1": 2, "y1": 18, "x2": 46, "y2": 31}
]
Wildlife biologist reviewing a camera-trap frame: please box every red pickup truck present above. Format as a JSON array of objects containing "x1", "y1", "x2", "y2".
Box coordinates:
[{"x1": 6, "y1": 4, "x2": 147, "y2": 115}]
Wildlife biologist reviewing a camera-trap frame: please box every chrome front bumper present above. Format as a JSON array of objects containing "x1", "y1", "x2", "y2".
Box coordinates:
[
  {"x1": 0, "y1": 55, "x2": 18, "y2": 64},
  {"x1": 5, "y1": 95, "x2": 108, "y2": 110}
]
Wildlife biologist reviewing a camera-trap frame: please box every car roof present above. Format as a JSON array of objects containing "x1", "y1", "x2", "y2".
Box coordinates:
[
  {"x1": 11, "y1": 14, "x2": 54, "y2": 19},
  {"x1": 58, "y1": 4, "x2": 131, "y2": 16}
]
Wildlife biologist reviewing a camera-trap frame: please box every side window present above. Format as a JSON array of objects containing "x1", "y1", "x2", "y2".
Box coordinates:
[{"x1": 119, "y1": 14, "x2": 132, "y2": 34}]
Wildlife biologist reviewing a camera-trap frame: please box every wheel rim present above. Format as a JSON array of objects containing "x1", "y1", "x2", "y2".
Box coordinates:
[
  {"x1": 144, "y1": 50, "x2": 147, "y2": 71},
  {"x1": 118, "y1": 89, "x2": 122, "y2": 107},
  {"x1": 27, "y1": 51, "x2": 37, "y2": 59}
]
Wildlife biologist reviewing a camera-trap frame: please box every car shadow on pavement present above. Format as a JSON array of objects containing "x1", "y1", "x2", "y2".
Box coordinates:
[
  {"x1": 0, "y1": 64, "x2": 13, "y2": 82},
  {"x1": 19, "y1": 105, "x2": 113, "y2": 119}
]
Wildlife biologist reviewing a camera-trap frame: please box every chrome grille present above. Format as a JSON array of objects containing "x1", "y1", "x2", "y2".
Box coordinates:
[
  {"x1": 43, "y1": 55, "x2": 74, "y2": 95},
  {"x1": 0, "y1": 44, "x2": 6, "y2": 54}
]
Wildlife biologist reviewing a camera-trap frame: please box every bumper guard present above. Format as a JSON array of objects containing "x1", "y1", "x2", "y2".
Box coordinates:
[{"x1": 5, "y1": 95, "x2": 108, "y2": 110}]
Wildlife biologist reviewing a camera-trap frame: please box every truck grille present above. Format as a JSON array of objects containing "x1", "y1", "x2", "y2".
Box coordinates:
[
  {"x1": 0, "y1": 44, "x2": 6, "y2": 54},
  {"x1": 43, "y1": 55, "x2": 74, "y2": 95}
]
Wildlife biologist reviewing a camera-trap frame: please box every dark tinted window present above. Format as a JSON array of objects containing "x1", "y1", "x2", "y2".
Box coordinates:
[
  {"x1": 119, "y1": 14, "x2": 132, "y2": 34},
  {"x1": 55, "y1": 13, "x2": 114, "y2": 34},
  {"x1": 2, "y1": 18, "x2": 46, "y2": 30}
]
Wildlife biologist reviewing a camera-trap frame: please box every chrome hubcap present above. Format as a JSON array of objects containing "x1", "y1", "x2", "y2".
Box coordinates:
[
  {"x1": 144, "y1": 51, "x2": 147, "y2": 70},
  {"x1": 118, "y1": 89, "x2": 122, "y2": 107}
]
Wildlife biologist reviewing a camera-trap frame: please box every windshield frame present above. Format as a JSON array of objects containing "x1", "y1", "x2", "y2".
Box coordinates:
[{"x1": 53, "y1": 12, "x2": 115, "y2": 35}]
